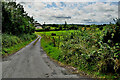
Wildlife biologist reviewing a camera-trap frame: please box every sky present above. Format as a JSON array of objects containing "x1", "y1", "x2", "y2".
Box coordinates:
[{"x1": 16, "y1": 0, "x2": 119, "y2": 24}]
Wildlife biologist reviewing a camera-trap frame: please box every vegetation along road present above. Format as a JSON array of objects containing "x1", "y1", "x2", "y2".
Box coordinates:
[{"x1": 2, "y1": 36, "x2": 86, "y2": 78}]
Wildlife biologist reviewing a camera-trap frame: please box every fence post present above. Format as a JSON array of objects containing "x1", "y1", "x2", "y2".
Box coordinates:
[
  {"x1": 53, "y1": 37, "x2": 56, "y2": 47},
  {"x1": 58, "y1": 36, "x2": 60, "y2": 49}
]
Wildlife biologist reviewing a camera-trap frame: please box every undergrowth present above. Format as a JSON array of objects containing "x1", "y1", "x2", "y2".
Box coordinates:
[
  {"x1": 2, "y1": 33, "x2": 37, "y2": 57},
  {"x1": 37, "y1": 24, "x2": 120, "y2": 78}
]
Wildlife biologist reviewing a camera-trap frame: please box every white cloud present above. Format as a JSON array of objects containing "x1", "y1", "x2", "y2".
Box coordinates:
[
  {"x1": 16, "y1": 0, "x2": 119, "y2": 2},
  {"x1": 16, "y1": 1, "x2": 118, "y2": 24}
]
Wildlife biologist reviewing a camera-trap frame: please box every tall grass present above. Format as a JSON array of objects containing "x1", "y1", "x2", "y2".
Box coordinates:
[
  {"x1": 2, "y1": 33, "x2": 37, "y2": 57},
  {"x1": 41, "y1": 35, "x2": 62, "y2": 60}
]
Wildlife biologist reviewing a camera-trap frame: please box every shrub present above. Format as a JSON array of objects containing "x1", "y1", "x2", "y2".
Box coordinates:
[{"x1": 2, "y1": 33, "x2": 37, "y2": 49}]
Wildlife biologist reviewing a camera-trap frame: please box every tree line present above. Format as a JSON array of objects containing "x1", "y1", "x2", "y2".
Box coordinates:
[
  {"x1": 36, "y1": 20, "x2": 120, "y2": 32},
  {"x1": 2, "y1": 1, "x2": 36, "y2": 35}
]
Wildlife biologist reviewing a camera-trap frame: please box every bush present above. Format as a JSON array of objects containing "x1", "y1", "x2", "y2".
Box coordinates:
[
  {"x1": 2, "y1": 33, "x2": 37, "y2": 49},
  {"x1": 2, "y1": 34, "x2": 21, "y2": 48},
  {"x1": 2, "y1": 33, "x2": 37, "y2": 57}
]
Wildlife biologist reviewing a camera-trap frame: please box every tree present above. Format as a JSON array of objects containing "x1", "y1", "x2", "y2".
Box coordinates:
[
  {"x1": 2, "y1": 1, "x2": 36, "y2": 35},
  {"x1": 64, "y1": 21, "x2": 69, "y2": 30},
  {"x1": 64, "y1": 21, "x2": 67, "y2": 28},
  {"x1": 113, "y1": 18, "x2": 120, "y2": 26},
  {"x1": 42, "y1": 22, "x2": 46, "y2": 29}
]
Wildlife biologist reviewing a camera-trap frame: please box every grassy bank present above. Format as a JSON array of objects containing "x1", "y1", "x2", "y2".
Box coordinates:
[
  {"x1": 2, "y1": 33, "x2": 37, "y2": 57},
  {"x1": 40, "y1": 35, "x2": 62, "y2": 60},
  {"x1": 36, "y1": 25, "x2": 120, "y2": 78}
]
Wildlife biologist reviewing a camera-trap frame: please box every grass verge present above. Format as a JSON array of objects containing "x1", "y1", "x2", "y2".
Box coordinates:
[
  {"x1": 2, "y1": 33, "x2": 37, "y2": 57},
  {"x1": 40, "y1": 36, "x2": 62, "y2": 60}
]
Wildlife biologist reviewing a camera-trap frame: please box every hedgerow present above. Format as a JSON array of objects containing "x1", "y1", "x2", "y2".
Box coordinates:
[{"x1": 38, "y1": 24, "x2": 120, "y2": 78}]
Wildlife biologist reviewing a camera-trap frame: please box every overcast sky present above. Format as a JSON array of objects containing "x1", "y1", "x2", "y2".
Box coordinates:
[{"x1": 16, "y1": 0, "x2": 119, "y2": 24}]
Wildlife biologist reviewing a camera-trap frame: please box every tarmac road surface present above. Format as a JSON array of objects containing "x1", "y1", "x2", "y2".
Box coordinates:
[{"x1": 2, "y1": 37, "x2": 87, "y2": 78}]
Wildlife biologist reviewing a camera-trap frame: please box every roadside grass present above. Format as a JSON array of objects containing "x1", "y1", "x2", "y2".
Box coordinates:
[
  {"x1": 2, "y1": 33, "x2": 37, "y2": 57},
  {"x1": 33, "y1": 37, "x2": 39, "y2": 45},
  {"x1": 40, "y1": 35, "x2": 62, "y2": 60}
]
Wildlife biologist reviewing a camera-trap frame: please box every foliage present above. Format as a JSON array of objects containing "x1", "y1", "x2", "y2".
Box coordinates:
[
  {"x1": 2, "y1": 1, "x2": 37, "y2": 57},
  {"x1": 2, "y1": 33, "x2": 36, "y2": 48},
  {"x1": 41, "y1": 35, "x2": 62, "y2": 60},
  {"x1": 37, "y1": 24, "x2": 120, "y2": 78},
  {"x1": 2, "y1": 33, "x2": 37, "y2": 56},
  {"x1": 2, "y1": 1, "x2": 35, "y2": 35}
]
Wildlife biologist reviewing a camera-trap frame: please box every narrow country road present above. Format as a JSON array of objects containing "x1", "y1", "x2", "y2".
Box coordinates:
[{"x1": 2, "y1": 37, "x2": 85, "y2": 78}]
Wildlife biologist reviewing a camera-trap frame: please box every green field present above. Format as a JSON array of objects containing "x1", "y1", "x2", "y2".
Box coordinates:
[
  {"x1": 36, "y1": 25, "x2": 120, "y2": 78},
  {"x1": 36, "y1": 30, "x2": 78, "y2": 36}
]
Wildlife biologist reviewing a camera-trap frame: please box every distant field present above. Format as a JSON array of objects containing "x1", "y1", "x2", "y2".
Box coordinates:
[{"x1": 36, "y1": 30, "x2": 79, "y2": 36}]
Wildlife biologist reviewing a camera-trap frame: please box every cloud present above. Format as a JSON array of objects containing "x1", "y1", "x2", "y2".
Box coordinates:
[
  {"x1": 16, "y1": 1, "x2": 118, "y2": 24},
  {"x1": 52, "y1": 16, "x2": 71, "y2": 19},
  {"x1": 16, "y1": 0, "x2": 119, "y2": 2}
]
